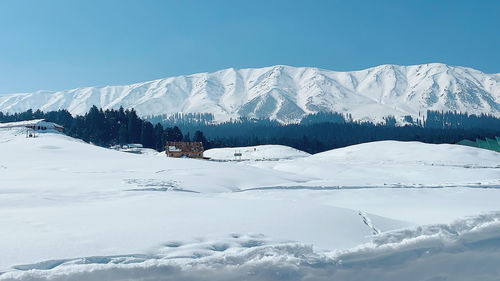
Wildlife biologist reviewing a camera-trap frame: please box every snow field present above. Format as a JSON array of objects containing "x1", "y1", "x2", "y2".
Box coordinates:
[{"x1": 1, "y1": 128, "x2": 500, "y2": 280}]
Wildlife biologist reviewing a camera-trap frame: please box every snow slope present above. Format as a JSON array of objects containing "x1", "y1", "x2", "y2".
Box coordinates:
[
  {"x1": 0, "y1": 63, "x2": 499, "y2": 123},
  {"x1": 0, "y1": 129, "x2": 405, "y2": 270},
  {"x1": 0, "y1": 129, "x2": 307, "y2": 194},
  {"x1": 204, "y1": 145, "x2": 310, "y2": 161},
  {"x1": 1, "y1": 129, "x2": 500, "y2": 279},
  {"x1": 270, "y1": 140, "x2": 500, "y2": 188}
]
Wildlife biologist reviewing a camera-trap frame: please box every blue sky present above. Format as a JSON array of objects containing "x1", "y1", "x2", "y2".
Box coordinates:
[{"x1": 0, "y1": 0, "x2": 498, "y2": 93}]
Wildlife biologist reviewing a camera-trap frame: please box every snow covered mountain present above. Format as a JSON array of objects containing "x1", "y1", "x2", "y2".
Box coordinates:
[{"x1": 1, "y1": 63, "x2": 499, "y2": 123}]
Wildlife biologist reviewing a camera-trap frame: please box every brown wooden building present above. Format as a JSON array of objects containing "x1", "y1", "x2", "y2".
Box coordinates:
[{"x1": 166, "y1": 141, "x2": 204, "y2": 158}]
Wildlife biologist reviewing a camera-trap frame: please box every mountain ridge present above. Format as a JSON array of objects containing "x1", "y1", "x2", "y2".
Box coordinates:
[{"x1": 1, "y1": 63, "x2": 499, "y2": 123}]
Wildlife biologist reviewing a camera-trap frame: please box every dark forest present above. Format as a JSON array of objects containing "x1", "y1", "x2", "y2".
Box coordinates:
[{"x1": 1, "y1": 108, "x2": 499, "y2": 154}]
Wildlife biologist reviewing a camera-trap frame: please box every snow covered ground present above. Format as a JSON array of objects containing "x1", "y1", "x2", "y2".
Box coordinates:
[
  {"x1": 1, "y1": 128, "x2": 500, "y2": 280},
  {"x1": 204, "y1": 145, "x2": 310, "y2": 161},
  {"x1": 269, "y1": 140, "x2": 500, "y2": 188}
]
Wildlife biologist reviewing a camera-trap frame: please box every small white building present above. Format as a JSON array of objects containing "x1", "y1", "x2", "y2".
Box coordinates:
[
  {"x1": 0, "y1": 119, "x2": 64, "y2": 132},
  {"x1": 110, "y1": 143, "x2": 145, "y2": 154},
  {"x1": 125, "y1": 143, "x2": 143, "y2": 149}
]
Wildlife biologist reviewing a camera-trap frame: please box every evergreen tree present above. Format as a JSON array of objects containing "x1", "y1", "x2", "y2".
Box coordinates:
[
  {"x1": 165, "y1": 126, "x2": 183, "y2": 141},
  {"x1": 153, "y1": 123, "x2": 165, "y2": 151},
  {"x1": 140, "y1": 121, "x2": 154, "y2": 148},
  {"x1": 119, "y1": 124, "x2": 128, "y2": 144},
  {"x1": 193, "y1": 130, "x2": 208, "y2": 147},
  {"x1": 127, "y1": 109, "x2": 142, "y2": 143},
  {"x1": 85, "y1": 106, "x2": 106, "y2": 145},
  {"x1": 193, "y1": 130, "x2": 206, "y2": 142}
]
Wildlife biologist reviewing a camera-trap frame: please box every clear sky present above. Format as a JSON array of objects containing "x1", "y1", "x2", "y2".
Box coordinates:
[{"x1": 0, "y1": 0, "x2": 498, "y2": 93}]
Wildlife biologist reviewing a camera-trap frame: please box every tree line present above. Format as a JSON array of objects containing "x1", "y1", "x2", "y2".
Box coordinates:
[
  {"x1": 1, "y1": 108, "x2": 500, "y2": 154},
  {"x1": 0, "y1": 107, "x2": 207, "y2": 151}
]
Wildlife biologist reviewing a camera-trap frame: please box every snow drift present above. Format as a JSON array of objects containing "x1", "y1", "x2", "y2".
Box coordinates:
[{"x1": 2, "y1": 213, "x2": 499, "y2": 281}]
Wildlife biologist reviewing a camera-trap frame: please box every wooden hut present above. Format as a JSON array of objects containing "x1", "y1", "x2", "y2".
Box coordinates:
[{"x1": 166, "y1": 141, "x2": 204, "y2": 158}]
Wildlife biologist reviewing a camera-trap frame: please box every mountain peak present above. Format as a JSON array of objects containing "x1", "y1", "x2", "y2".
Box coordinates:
[{"x1": 0, "y1": 64, "x2": 499, "y2": 123}]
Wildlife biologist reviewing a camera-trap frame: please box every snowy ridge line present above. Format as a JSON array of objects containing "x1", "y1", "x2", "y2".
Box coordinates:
[
  {"x1": 2, "y1": 213, "x2": 500, "y2": 281},
  {"x1": 1, "y1": 63, "x2": 500, "y2": 123}
]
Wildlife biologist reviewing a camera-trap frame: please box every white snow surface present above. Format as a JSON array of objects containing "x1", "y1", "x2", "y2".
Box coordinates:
[
  {"x1": 204, "y1": 145, "x2": 310, "y2": 161},
  {"x1": 270, "y1": 140, "x2": 500, "y2": 188},
  {"x1": 2, "y1": 213, "x2": 500, "y2": 281},
  {"x1": 1, "y1": 129, "x2": 500, "y2": 280},
  {"x1": 1, "y1": 63, "x2": 500, "y2": 123}
]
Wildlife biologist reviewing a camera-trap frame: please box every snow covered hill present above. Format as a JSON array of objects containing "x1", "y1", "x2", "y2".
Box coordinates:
[
  {"x1": 0, "y1": 63, "x2": 499, "y2": 123},
  {"x1": 0, "y1": 129, "x2": 306, "y2": 194},
  {"x1": 270, "y1": 140, "x2": 500, "y2": 188},
  {"x1": 204, "y1": 145, "x2": 310, "y2": 161},
  {"x1": 1, "y1": 129, "x2": 500, "y2": 280}
]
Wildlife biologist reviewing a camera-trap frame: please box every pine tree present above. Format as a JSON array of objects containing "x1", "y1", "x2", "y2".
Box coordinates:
[
  {"x1": 153, "y1": 123, "x2": 165, "y2": 151},
  {"x1": 127, "y1": 109, "x2": 142, "y2": 143},
  {"x1": 165, "y1": 126, "x2": 183, "y2": 141},
  {"x1": 140, "y1": 121, "x2": 154, "y2": 148},
  {"x1": 119, "y1": 124, "x2": 128, "y2": 144},
  {"x1": 193, "y1": 130, "x2": 208, "y2": 147}
]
